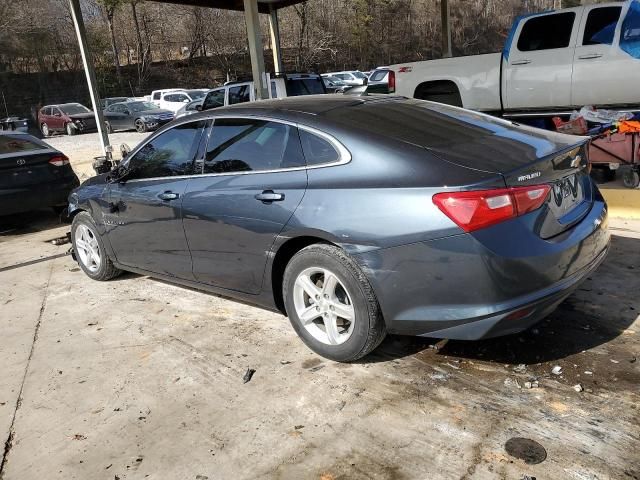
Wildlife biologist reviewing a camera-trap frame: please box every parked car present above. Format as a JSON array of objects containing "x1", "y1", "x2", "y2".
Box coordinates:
[
  {"x1": 322, "y1": 76, "x2": 350, "y2": 93},
  {"x1": 367, "y1": 68, "x2": 391, "y2": 90},
  {"x1": 0, "y1": 116, "x2": 28, "y2": 132},
  {"x1": 1, "y1": 131, "x2": 79, "y2": 216},
  {"x1": 390, "y1": 1, "x2": 640, "y2": 115},
  {"x1": 322, "y1": 71, "x2": 368, "y2": 86},
  {"x1": 104, "y1": 100, "x2": 174, "y2": 133},
  {"x1": 149, "y1": 89, "x2": 209, "y2": 113},
  {"x1": 68, "y1": 96, "x2": 609, "y2": 362},
  {"x1": 38, "y1": 103, "x2": 96, "y2": 137},
  {"x1": 100, "y1": 97, "x2": 129, "y2": 109},
  {"x1": 198, "y1": 73, "x2": 327, "y2": 113},
  {"x1": 175, "y1": 99, "x2": 204, "y2": 119}
]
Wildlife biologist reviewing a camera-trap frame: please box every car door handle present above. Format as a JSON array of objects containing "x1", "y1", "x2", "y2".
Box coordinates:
[
  {"x1": 158, "y1": 191, "x2": 179, "y2": 201},
  {"x1": 255, "y1": 190, "x2": 284, "y2": 203},
  {"x1": 577, "y1": 53, "x2": 603, "y2": 60},
  {"x1": 511, "y1": 59, "x2": 531, "y2": 65}
]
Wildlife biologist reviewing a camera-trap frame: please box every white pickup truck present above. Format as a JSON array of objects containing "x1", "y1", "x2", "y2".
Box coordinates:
[{"x1": 390, "y1": 1, "x2": 640, "y2": 116}]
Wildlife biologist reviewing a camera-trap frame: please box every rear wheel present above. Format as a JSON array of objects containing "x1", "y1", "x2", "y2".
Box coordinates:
[
  {"x1": 41, "y1": 123, "x2": 50, "y2": 137},
  {"x1": 135, "y1": 118, "x2": 147, "y2": 133},
  {"x1": 414, "y1": 80, "x2": 463, "y2": 107},
  {"x1": 71, "y1": 212, "x2": 121, "y2": 281},
  {"x1": 623, "y1": 168, "x2": 640, "y2": 189},
  {"x1": 104, "y1": 121, "x2": 113, "y2": 133},
  {"x1": 283, "y1": 244, "x2": 386, "y2": 362}
]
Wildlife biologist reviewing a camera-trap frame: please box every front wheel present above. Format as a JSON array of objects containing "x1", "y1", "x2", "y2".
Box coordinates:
[
  {"x1": 134, "y1": 118, "x2": 147, "y2": 133},
  {"x1": 66, "y1": 123, "x2": 77, "y2": 136},
  {"x1": 71, "y1": 212, "x2": 121, "y2": 281},
  {"x1": 283, "y1": 244, "x2": 386, "y2": 362}
]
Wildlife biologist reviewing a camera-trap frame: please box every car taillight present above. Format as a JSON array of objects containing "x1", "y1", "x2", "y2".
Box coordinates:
[
  {"x1": 432, "y1": 185, "x2": 551, "y2": 232},
  {"x1": 49, "y1": 155, "x2": 70, "y2": 167},
  {"x1": 388, "y1": 70, "x2": 396, "y2": 93}
]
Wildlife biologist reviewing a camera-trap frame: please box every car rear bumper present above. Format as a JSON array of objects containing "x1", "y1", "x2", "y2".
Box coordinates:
[
  {"x1": 0, "y1": 176, "x2": 80, "y2": 216},
  {"x1": 354, "y1": 194, "x2": 610, "y2": 339}
]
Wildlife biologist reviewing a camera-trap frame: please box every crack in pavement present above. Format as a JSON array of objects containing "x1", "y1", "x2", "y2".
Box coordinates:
[{"x1": 0, "y1": 259, "x2": 55, "y2": 479}]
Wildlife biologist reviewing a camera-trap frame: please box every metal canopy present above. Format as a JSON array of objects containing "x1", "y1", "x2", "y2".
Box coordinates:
[{"x1": 151, "y1": 0, "x2": 306, "y2": 14}]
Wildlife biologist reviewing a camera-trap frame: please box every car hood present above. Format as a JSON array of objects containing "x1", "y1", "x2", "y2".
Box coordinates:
[
  {"x1": 68, "y1": 112, "x2": 95, "y2": 120},
  {"x1": 137, "y1": 109, "x2": 173, "y2": 116}
]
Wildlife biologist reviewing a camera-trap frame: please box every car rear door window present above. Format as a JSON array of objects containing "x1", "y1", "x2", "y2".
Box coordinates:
[
  {"x1": 228, "y1": 85, "x2": 251, "y2": 105},
  {"x1": 518, "y1": 12, "x2": 576, "y2": 51},
  {"x1": 298, "y1": 130, "x2": 340, "y2": 166},
  {"x1": 582, "y1": 6, "x2": 622, "y2": 46},
  {"x1": 370, "y1": 70, "x2": 388, "y2": 82},
  {"x1": 203, "y1": 118, "x2": 304, "y2": 174},
  {"x1": 127, "y1": 121, "x2": 205, "y2": 179}
]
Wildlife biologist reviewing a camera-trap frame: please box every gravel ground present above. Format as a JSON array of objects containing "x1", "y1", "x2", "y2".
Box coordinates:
[{"x1": 46, "y1": 131, "x2": 151, "y2": 181}]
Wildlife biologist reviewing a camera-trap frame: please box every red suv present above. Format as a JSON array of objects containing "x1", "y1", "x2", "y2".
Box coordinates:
[{"x1": 38, "y1": 103, "x2": 97, "y2": 137}]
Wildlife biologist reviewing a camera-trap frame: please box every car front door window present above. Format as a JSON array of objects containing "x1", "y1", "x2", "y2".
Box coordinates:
[
  {"x1": 127, "y1": 121, "x2": 205, "y2": 179},
  {"x1": 228, "y1": 85, "x2": 251, "y2": 105}
]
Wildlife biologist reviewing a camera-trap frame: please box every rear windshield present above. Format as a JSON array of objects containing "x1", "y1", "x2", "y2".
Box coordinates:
[
  {"x1": 0, "y1": 134, "x2": 47, "y2": 155},
  {"x1": 369, "y1": 70, "x2": 388, "y2": 81},
  {"x1": 60, "y1": 104, "x2": 91, "y2": 115},
  {"x1": 285, "y1": 78, "x2": 326, "y2": 97}
]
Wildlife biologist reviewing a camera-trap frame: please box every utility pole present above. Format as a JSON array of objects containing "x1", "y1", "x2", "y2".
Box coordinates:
[{"x1": 68, "y1": 0, "x2": 111, "y2": 159}]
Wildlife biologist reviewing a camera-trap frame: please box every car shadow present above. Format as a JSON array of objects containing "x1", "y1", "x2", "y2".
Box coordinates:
[
  {"x1": 0, "y1": 209, "x2": 70, "y2": 238},
  {"x1": 362, "y1": 233, "x2": 639, "y2": 366}
]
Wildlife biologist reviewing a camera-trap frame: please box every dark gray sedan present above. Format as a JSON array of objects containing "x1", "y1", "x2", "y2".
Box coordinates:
[
  {"x1": 104, "y1": 101, "x2": 174, "y2": 133},
  {"x1": 68, "y1": 96, "x2": 609, "y2": 361}
]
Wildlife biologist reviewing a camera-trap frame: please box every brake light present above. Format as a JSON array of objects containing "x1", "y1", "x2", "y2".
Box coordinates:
[
  {"x1": 49, "y1": 155, "x2": 70, "y2": 167},
  {"x1": 433, "y1": 185, "x2": 551, "y2": 232},
  {"x1": 388, "y1": 70, "x2": 396, "y2": 93}
]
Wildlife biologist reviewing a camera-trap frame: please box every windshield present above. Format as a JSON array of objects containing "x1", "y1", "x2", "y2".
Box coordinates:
[
  {"x1": 352, "y1": 72, "x2": 366, "y2": 79},
  {"x1": 60, "y1": 104, "x2": 91, "y2": 115},
  {"x1": 326, "y1": 76, "x2": 346, "y2": 85},
  {"x1": 369, "y1": 70, "x2": 388, "y2": 81},
  {"x1": 128, "y1": 101, "x2": 158, "y2": 112},
  {"x1": 286, "y1": 78, "x2": 326, "y2": 96},
  {"x1": 186, "y1": 90, "x2": 206, "y2": 99}
]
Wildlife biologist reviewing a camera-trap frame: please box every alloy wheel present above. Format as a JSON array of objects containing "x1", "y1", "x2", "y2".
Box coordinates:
[
  {"x1": 41, "y1": 123, "x2": 49, "y2": 137},
  {"x1": 293, "y1": 267, "x2": 356, "y2": 345},
  {"x1": 135, "y1": 119, "x2": 145, "y2": 133},
  {"x1": 75, "y1": 224, "x2": 101, "y2": 273}
]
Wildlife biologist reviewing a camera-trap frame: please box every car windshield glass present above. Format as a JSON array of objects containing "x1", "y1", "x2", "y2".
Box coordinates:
[
  {"x1": 60, "y1": 104, "x2": 90, "y2": 115},
  {"x1": 128, "y1": 102, "x2": 157, "y2": 112},
  {"x1": 326, "y1": 76, "x2": 345, "y2": 84},
  {"x1": 0, "y1": 134, "x2": 46, "y2": 155},
  {"x1": 186, "y1": 90, "x2": 206, "y2": 99},
  {"x1": 285, "y1": 78, "x2": 325, "y2": 96},
  {"x1": 352, "y1": 72, "x2": 366, "y2": 79}
]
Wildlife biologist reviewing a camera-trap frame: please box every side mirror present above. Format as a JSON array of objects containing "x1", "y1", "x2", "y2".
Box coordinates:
[
  {"x1": 120, "y1": 143, "x2": 131, "y2": 159},
  {"x1": 183, "y1": 99, "x2": 189, "y2": 103},
  {"x1": 196, "y1": 104, "x2": 203, "y2": 111},
  {"x1": 107, "y1": 164, "x2": 130, "y2": 183},
  {"x1": 123, "y1": 110, "x2": 131, "y2": 115}
]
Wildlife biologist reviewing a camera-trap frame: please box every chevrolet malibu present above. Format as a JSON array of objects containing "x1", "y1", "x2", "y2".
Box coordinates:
[{"x1": 68, "y1": 96, "x2": 609, "y2": 361}]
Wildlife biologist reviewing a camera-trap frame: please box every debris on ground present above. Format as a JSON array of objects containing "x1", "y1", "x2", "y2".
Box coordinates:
[
  {"x1": 242, "y1": 368, "x2": 256, "y2": 384},
  {"x1": 551, "y1": 365, "x2": 563, "y2": 375},
  {"x1": 504, "y1": 377, "x2": 522, "y2": 389},
  {"x1": 524, "y1": 380, "x2": 539, "y2": 389},
  {"x1": 504, "y1": 437, "x2": 547, "y2": 465},
  {"x1": 309, "y1": 364, "x2": 325, "y2": 373},
  {"x1": 280, "y1": 360, "x2": 292, "y2": 365},
  {"x1": 585, "y1": 371, "x2": 593, "y2": 375},
  {"x1": 610, "y1": 359, "x2": 620, "y2": 364},
  {"x1": 49, "y1": 232, "x2": 71, "y2": 246},
  {"x1": 72, "y1": 434, "x2": 87, "y2": 440},
  {"x1": 573, "y1": 384, "x2": 584, "y2": 393},
  {"x1": 513, "y1": 363, "x2": 527, "y2": 373}
]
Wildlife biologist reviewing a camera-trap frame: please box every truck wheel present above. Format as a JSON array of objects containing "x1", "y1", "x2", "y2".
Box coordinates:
[
  {"x1": 414, "y1": 80, "x2": 463, "y2": 107},
  {"x1": 623, "y1": 169, "x2": 640, "y2": 189}
]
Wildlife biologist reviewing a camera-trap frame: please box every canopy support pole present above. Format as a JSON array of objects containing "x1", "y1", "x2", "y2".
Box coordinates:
[
  {"x1": 243, "y1": 0, "x2": 269, "y2": 100},
  {"x1": 68, "y1": 0, "x2": 111, "y2": 159},
  {"x1": 269, "y1": 7, "x2": 283, "y2": 75},
  {"x1": 441, "y1": 0, "x2": 452, "y2": 58}
]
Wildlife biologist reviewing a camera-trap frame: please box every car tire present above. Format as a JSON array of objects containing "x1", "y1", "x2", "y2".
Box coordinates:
[
  {"x1": 134, "y1": 119, "x2": 147, "y2": 133},
  {"x1": 623, "y1": 168, "x2": 640, "y2": 189},
  {"x1": 105, "y1": 121, "x2": 113, "y2": 134},
  {"x1": 71, "y1": 212, "x2": 122, "y2": 281},
  {"x1": 283, "y1": 243, "x2": 386, "y2": 362},
  {"x1": 41, "y1": 123, "x2": 50, "y2": 137},
  {"x1": 66, "y1": 123, "x2": 77, "y2": 136}
]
